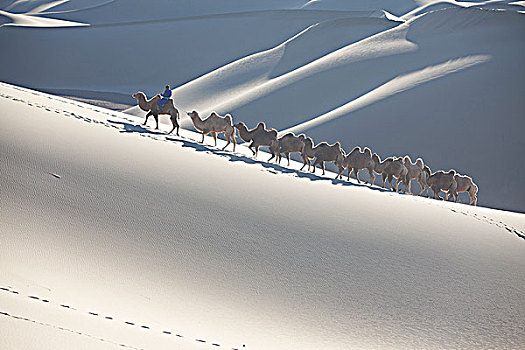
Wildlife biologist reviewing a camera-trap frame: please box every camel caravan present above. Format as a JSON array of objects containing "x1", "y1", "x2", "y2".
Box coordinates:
[{"x1": 133, "y1": 92, "x2": 478, "y2": 206}]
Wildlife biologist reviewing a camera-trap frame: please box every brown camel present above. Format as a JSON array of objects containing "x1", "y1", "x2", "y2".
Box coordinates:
[{"x1": 132, "y1": 92, "x2": 180, "y2": 135}]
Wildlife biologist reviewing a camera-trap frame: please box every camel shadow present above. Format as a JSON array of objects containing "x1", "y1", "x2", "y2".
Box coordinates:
[
  {"x1": 166, "y1": 137, "x2": 390, "y2": 193},
  {"x1": 108, "y1": 120, "x2": 166, "y2": 135}
]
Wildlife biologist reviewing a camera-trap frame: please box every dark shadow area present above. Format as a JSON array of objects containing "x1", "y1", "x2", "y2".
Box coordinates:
[
  {"x1": 108, "y1": 120, "x2": 166, "y2": 135},
  {"x1": 166, "y1": 137, "x2": 391, "y2": 193}
]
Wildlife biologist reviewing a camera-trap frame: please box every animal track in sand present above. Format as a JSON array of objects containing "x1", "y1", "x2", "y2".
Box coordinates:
[
  {"x1": 1, "y1": 286, "x2": 242, "y2": 349},
  {"x1": 448, "y1": 208, "x2": 525, "y2": 240}
]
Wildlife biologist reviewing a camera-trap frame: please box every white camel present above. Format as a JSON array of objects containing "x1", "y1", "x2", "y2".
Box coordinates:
[
  {"x1": 372, "y1": 154, "x2": 408, "y2": 192},
  {"x1": 447, "y1": 173, "x2": 478, "y2": 205},
  {"x1": 234, "y1": 121, "x2": 277, "y2": 158},
  {"x1": 187, "y1": 111, "x2": 236, "y2": 151},
  {"x1": 335, "y1": 146, "x2": 375, "y2": 184},
  {"x1": 426, "y1": 169, "x2": 458, "y2": 201},
  {"x1": 269, "y1": 133, "x2": 306, "y2": 166},
  {"x1": 310, "y1": 141, "x2": 345, "y2": 175},
  {"x1": 300, "y1": 137, "x2": 316, "y2": 172},
  {"x1": 403, "y1": 156, "x2": 426, "y2": 194}
]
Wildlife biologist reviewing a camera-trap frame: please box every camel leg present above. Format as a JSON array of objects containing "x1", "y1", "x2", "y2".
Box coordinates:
[
  {"x1": 311, "y1": 159, "x2": 318, "y2": 173},
  {"x1": 221, "y1": 137, "x2": 230, "y2": 151},
  {"x1": 367, "y1": 168, "x2": 375, "y2": 185},
  {"x1": 154, "y1": 114, "x2": 159, "y2": 129},
  {"x1": 248, "y1": 141, "x2": 256, "y2": 156},
  {"x1": 396, "y1": 177, "x2": 402, "y2": 192},
  {"x1": 336, "y1": 166, "x2": 343, "y2": 180},
  {"x1": 417, "y1": 178, "x2": 425, "y2": 195},
  {"x1": 321, "y1": 162, "x2": 325, "y2": 175},
  {"x1": 301, "y1": 156, "x2": 308, "y2": 171},
  {"x1": 168, "y1": 115, "x2": 179, "y2": 135},
  {"x1": 407, "y1": 179, "x2": 412, "y2": 194},
  {"x1": 231, "y1": 134, "x2": 236, "y2": 152},
  {"x1": 201, "y1": 132, "x2": 205, "y2": 143},
  {"x1": 268, "y1": 152, "x2": 275, "y2": 162},
  {"x1": 212, "y1": 132, "x2": 217, "y2": 146},
  {"x1": 143, "y1": 111, "x2": 152, "y2": 126},
  {"x1": 255, "y1": 145, "x2": 260, "y2": 158},
  {"x1": 353, "y1": 168, "x2": 360, "y2": 184},
  {"x1": 387, "y1": 175, "x2": 393, "y2": 190}
]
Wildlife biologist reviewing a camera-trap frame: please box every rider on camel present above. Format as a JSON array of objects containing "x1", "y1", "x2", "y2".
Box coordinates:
[{"x1": 158, "y1": 85, "x2": 172, "y2": 111}]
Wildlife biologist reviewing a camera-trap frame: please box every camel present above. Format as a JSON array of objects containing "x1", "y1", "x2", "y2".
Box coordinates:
[
  {"x1": 335, "y1": 146, "x2": 375, "y2": 184},
  {"x1": 300, "y1": 137, "x2": 316, "y2": 171},
  {"x1": 234, "y1": 122, "x2": 262, "y2": 143},
  {"x1": 372, "y1": 154, "x2": 408, "y2": 192},
  {"x1": 269, "y1": 133, "x2": 306, "y2": 165},
  {"x1": 132, "y1": 92, "x2": 180, "y2": 135},
  {"x1": 310, "y1": 141, "x2": 344, "y2": 175},
  {"x1": 426, "y1": 169, "x2": 458, "y2": 201},
  {"x1": 446, "y1": 173, "x2": 478, "y2": 205},
  {"x1": 418, "y1": 165, "x2": 432, "y2": 197},
  {"x1": 234, "y1": 121, "x2": 277, "y2": 158},
  {"x1": 403, "y1": 156, "x2": 425, "y2": 194},
  {"x1": 187, "y1": 111, "x2": 236, "y2": 151}
]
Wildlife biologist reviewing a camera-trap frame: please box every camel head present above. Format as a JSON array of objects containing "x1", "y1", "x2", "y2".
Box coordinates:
[
  {"x1": 302, "y1": 137, "x2": 313, "y2": 146},
  {"x1": 234, "y1": 121, "x2": 246, "y2": 129},
  {"x1": 372, "y1": 153, "x2": 382, "y2": 168},
  {"x1": 187, "y1": 111, "x2": 200, "y2": 119},
  {"x1": 132, "y1": 91, "x2": 145, "y2": 100}
]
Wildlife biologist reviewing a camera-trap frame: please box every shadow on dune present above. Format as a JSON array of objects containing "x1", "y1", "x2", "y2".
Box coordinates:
[
  {"x1": 165, "y1": 136, "x2": 391, "y2": 194},
  {"x1": 108, "y1": 120, "x2": 166, "y2": 135}
]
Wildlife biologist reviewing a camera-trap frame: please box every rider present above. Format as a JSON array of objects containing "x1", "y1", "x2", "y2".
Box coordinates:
[{"x1": 158, "y1": 85, "x2": 172, "y2": 111}]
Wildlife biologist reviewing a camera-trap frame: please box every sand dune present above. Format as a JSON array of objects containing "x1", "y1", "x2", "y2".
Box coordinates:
[
  {"x1": 2, "y1": 1, "x2": 525, "y2": 348},
  {"x1": 1, "y1": 81, "x2": 525, "y2": 350}
]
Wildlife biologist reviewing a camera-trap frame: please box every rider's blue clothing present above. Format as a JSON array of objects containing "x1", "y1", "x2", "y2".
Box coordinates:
[
  {"x1": 161, "y1": 88, "x2": 172, "y2": 98},
  {"x1": 158, "y1": 88, "x2": 172, "y2": 110}
]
